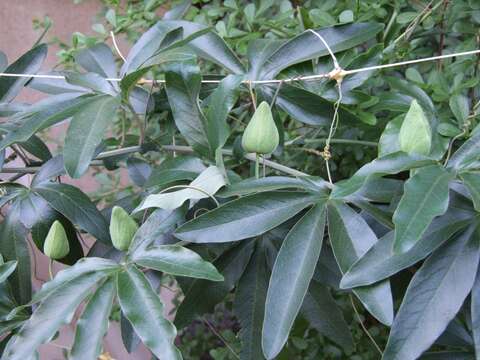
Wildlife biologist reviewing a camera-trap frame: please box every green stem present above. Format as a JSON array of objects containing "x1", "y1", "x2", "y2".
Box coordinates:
[
  {"x1": 48, "y1": 259, "x2": 54, "y2": 280},
  {"x1": 288, "y1": 138, "x2": 378, "y2": 147},
  {"x1": 255, "y1": 153, "x2": 260, "y2": 179}
]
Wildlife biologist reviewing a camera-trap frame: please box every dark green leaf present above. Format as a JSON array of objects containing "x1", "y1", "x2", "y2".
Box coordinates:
[
  {"x1": 327, "y1": 202, "x2": 393, "y2": 325},
  {"x1": 70, "y1": 277, "x2": 116, "y2": 360},
  {"x1": 301, "y1": 282, "x2": 353, "y2": 352},
  {"x1": 175, "y1": 191, "x2": 320, "y2": 243},
  {"x1": 0, "y1": 261, "x2": 17, "y2": 284},
  {"x1": 331, "y1": 152, "x2": 435, "y2": 199},
  {"x1": 341, "y1": 207, "x2": 473, "y2": 288},
  {"x1": 65, "y1": 72, "x2": 117, "y2": 95},
  {"x1": 117, "y1": 265, "x2": 182, "y2": 360},
  {"x1": 260, "y1": 23, "x2": 383, "y2": 79},
  {"x1": 0, "y1": 44, "x2": 47, "y2": 103},
  {"x1": 175, "y1": 241, "x2": 254, "y2": 328},
  {"x1": 165, "y1": 60, "x2": 210, "y2": 156},
  {"x1": 127, "y1": 157, "x2": 152, "y2": 187},
  {"x1": 75, "y1": 43, "x2": 117, "y2": 78},
  {"x1": 460, "y1": 172, "x2": 480, "y2": 211},
  {"x1": 234, "y1": 246, "x2": 269, "y2": 360},
  {"x1": 383, "y1": 225, "x2": 480, "y2": 360},
  {"x1": 19, "y1": 135, "x2": 52, "y2": 162},
  {"x1": 0, "y1": 94, "x2": 95, "y2": 151},
  {"x1": 218, "y1": 176, "x2": 324, "y2": 197},
  {"x1": 204, "y1": 74, "x2": 243, "y2": 151},
  {"x1": 447, "y1": 128, "x2": 480, "y2": 171},
  {"x1": 0, "y1": 207, "x2": 30, "y2": 305},
  {"x1": 163, "y1": 0, "x2": 191, "y2": 20},
  {"x1": 34, "y1": 182, "x2": 111, "y2": 244},
  {"x1": 132, "y1": 244, "x2": 223, "y2": 281},
  {"x1": 162, "y1": 20, "x2": 245, "y2": 74},
  {"x1": 393, "y1": 165, "x2": 453, "y2": 253},
  {"x1": 471, "y1": 268, "x2": 480, "y2": 358},
  {"x1": 64, "y1": 95, "x2": 119, "y2": 178},
  {"x1": 263, "y1": 204, "x2": 326, "y2": 359}
]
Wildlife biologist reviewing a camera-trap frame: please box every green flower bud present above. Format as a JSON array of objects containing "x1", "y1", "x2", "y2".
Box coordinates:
[
  {"x1": 242, "y1": 101, "x2": 279, "y2": 154},
  {"x1": 43, "y1": 221, "x2": 70, "y2": 260},
  {"x1": 110, "y1": 206, "x2": 138, "y2": 251}
]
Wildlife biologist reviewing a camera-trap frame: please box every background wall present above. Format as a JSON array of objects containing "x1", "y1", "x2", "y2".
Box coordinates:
[{"x1": 1, "y1": 2, "x2": 154, "y2": 359}]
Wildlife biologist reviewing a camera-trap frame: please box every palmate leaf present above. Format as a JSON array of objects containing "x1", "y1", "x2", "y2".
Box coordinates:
[
  {"x1": 117, "y1": 264, "x2": 182, "y2": 360},
  {"x1": 64, "y1": 94, "x2": 120, "y2": 178},
  {"x1": 263, "y1": 203, "x2": 326, "y2": 359},
  {"x1": 327, "y1": 201, "x2": 393, "y2": 325},
  {"x1": 234, "y1": 245, "x2": 269, "y2": 360},
  {"x1": 383, "y1": 224, "x2": 480, "y2": 360},
  {"x1": 70, "y1": 277, "x2": 116, "y2": 360},
  {"x1": 175, "y1": 191, "x2": 322, "y2": 243},
  {"x1": 3, "y1": 271, "x2": 110, "y2": 360},
  {"x1": 392, "y1": 165, "x2": 453, "y2": 253}
]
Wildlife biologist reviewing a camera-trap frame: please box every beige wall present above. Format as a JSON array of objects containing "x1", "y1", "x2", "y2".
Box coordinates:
[{"x1": 1, "y1": 1, "x2": 153, "y2": 359}]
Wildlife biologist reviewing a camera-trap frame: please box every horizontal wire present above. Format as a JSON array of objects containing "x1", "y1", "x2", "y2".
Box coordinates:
[{"x1": 0, "y1": 48, "x2": 478, "y2": 85}]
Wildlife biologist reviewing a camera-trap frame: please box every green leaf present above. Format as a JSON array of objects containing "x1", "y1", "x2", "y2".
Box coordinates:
[
  {"x1": 132, "y1": 244, "x2": 223, "y2": 281},
  {"x1": 135, "y1": 166, "x2": 226, "y2": 211},
  {"x1": 378, "y1": 116, "x2": 402, "y2": 156},
  {"x1": 65, "y1": 72, "x2": 117, "y2": 95},
  {"x1": 116, "y1": 265, "x2": 182, "y2": 360},
  {"x1": 74, "y1": 43, "x2": 117, "y2": 78},
  {"x1": 30, "y1": 257, "x2": 119, "y2": 305},
  {"x1": 259, "y1": 83, "x2": 355, "y2": 126},
  {"x1": 331, "y1": 152, "x2": 435, "y2": 199},
  {"x1": 449, "y1": 94, "x2": 470, "y2": 126},
  {"x1": 70, "y1": 277, "x2": 116, "y2": 360},
  {"x1": 471, "y1": 268, "x2": 480, "y2": 358},
  {"x1": 301, "y1": 282, "x2": 353, "y2": 352},
  {"x1": 165, "y1": 60, "x2": 210, "y2": 156},
  {"x1": 129, "y1": 208, "x2": 185, "y2": 255},
  {"x1": 145, "y1": 155, "x2": 206, "y2": 188},
  {"x1": 162, "y1": 20, "x2": 245, "y2": 74},
  {"x1": 0, "y1": 94, "x2": 95, "y2": 151},
  {"x1": 175, "y1": 241, "x2": 254, "y2": 328},
  {"x1": 399, "y1": 100, "x2": 432, "y2": 156},
  {"x1": 64, "y1": 95, "x2": 119, "y2": 178},
  {"x1": 327, "y1": 202, "x2": 393, "y2": 325},
  {"x1": 203, "y1": 74, "x2": 243, "y2": 152},
  {"x1": 0, "y1": 44, "x2": 47, "y2": 103},
  {"x1": 163, "y1": 0, "x2": 191, "y2": 20},
  {"x1": 0, "y1": 207, "x2": 30, "y2": 305},
  {"x1": 393, "y1": 165, "x2": 453, "y2": 253},
  {"x1": 0, "y1": 261, "x2": 17, "y2": 284},
  {"x1": 263, "y1": 204, "x2": 326, "y2": 359},
  {"x1": 259, "y1": 23, "x2": 383, "y2": 79},
  {"x1": 234, "y1": 246, "x2": 269, "y2": 360},
  {"x1": 218, "y1": 176, "x2": 324, "y2": 197},
  {"x1": 447, "y1": 128, "x2": 480, "y2": 171},
  {"x1": 175, "y1": 191, "x2": 320, "y2": 243},
  {"x1": 34, "y1": 182, "x2": 111, "y2": 244},
  {"x1": 383, "y1": 225, "x2": 480, "y2": 360},
  {"x1": 4, "y1": 271, "x2": 109, "y2": 360},
  {"x1": 341, "y1": 207, "x2": 473, "y2": 288},
  {"x1": 459, "y1": 172, "x2": 480, "y2": 211}
]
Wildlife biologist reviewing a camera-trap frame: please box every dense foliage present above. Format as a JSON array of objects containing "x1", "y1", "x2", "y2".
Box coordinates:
[{"x1": 1, "y1": 0, "x2": 480, "y2": 359}]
